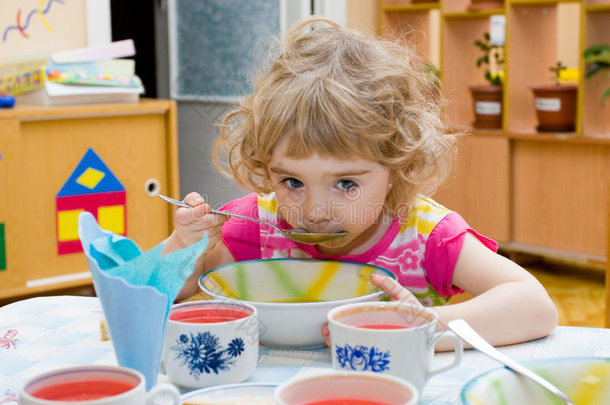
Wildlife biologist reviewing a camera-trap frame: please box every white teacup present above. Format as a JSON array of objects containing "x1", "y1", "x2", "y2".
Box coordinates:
[
  {"x1": 19, "y1": 365, "x2": 180, "y2": 404},
  {"x1": 328, "y1": 302, "x2": 463, "y2": 391},
  {"x1": 162, "y1": 300, "x2": 259, "y2": 389}
]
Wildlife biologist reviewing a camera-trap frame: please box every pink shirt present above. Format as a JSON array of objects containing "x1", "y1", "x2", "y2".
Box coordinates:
[{"x1": 221, "y1": 193, "x2": 497, "y2": 306}]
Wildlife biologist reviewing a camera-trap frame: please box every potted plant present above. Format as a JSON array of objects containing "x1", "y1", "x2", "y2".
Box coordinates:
[
  {"x1": 422, "y1": 61, "x2": 441, "y2": 101},
  {"x1": 470, "y1": 32, "x2": 504, "y2": 129},
  {"x1": 583, "y1": 44, "x2": 610, "y2": 106},
  {"x1": 531, "y1": 61, "x2": 578, "y2": 132}
]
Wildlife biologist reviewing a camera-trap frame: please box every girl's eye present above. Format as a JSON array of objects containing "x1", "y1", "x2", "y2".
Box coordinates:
[
  {"x1": 282, "y1": 178, "x2": 304, "y2": 189},
  {"x1": 337, "y1": 180, "x2": 357, "y2": 191}
]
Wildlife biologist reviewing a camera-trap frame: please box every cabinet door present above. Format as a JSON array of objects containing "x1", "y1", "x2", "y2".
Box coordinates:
[
  {"x1": 433, "y1": 134, "x2": 510, "y2": 242},
  {"x1": 7, "y1": 111, "x2": 174, "y2": 296},
  {"x1": 0, "y1": 119, "x2": 25, "y2": 292},
  {"x1": 512, "y1": 141, "x2": 610, "y2": 258}
]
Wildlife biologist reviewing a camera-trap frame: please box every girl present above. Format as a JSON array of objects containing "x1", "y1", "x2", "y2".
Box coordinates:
[{"x1": 163, "y1": 16, "x2": 557, "y2": 349}]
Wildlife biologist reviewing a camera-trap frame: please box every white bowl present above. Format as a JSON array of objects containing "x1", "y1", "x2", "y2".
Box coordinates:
[
  {"x1": 199, "y1": 258, "x2": 395, "y2": 349},
  {"x1": 461, "y1": 357, "x2": 610, "y2": 405},
  {"x1": 274, "y1": 371, "x2": 418, "y2": 405}
]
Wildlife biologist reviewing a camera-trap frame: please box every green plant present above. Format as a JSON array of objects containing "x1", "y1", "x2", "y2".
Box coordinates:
[
  {"x1": 583, "y1": 44, "x2": 610, "y2": 105},
  {"x1": 421, "y1": 61, "x2": 441, "y2": 101},
  {"x1": 474, "y1": 32, "x2": 504, "y2": 86},
  {"x1": 423, "y1": 61, "x2": 441, "y2": 87},
  {"x1": 549, "y1": 61, "x2": 568, "y2": 86}
]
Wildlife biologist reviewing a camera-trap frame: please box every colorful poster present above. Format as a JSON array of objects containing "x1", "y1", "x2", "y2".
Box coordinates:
[
  {"x1": 0, "y1": 0, "x2": 87, "y2": 65},
  {"x1": 56, "y1": 148, "x2": 126, "y2": 255}
]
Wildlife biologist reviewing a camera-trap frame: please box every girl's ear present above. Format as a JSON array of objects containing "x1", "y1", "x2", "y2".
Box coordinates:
[{"x1": 387, "y1": 168, "x2": 401, "y2": 194}]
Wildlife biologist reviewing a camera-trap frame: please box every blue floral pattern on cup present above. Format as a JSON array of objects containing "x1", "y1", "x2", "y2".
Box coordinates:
[
  {"x1": 171, "y1": 332, "x2": 245, "y2": 380},
  {"x1": 335, "y1": 343, "x2": 391, "y2": 372}
]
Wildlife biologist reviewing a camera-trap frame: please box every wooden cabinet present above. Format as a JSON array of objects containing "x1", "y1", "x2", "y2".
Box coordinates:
[
  {"x1": 378, "y1": 0, "x2": 610, "y2": 135},
  {"x1": 379, "y1": 0, "x2": 610, "y2": 325},
  {"x1": 0, "y1": 99, "x2": 179, "y2": 299},
  {"x1": 433, "y1": 132, "x2": 511, "y2": 242}
]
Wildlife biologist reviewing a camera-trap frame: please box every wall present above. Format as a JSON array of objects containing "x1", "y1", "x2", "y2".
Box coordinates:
[{"x1": 346, "y1": 0, "x2": 378, "y2": 34}]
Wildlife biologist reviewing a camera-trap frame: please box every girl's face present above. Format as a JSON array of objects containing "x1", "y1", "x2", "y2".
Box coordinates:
[{"x1": 267, "y1": 136, "x2": 393, "y2": 255}]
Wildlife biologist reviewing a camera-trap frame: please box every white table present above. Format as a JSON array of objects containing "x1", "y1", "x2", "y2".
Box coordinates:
[{"x1": 1, "y1": 296, "x2": 610, "y2": 404}]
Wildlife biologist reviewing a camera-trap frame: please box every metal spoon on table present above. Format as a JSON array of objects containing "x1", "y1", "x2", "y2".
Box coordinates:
[
  {"x1": 448, "y1": 319, "x2": 575, "y2": 405},
  {"x1": 158, "y1": 194, "x2": 348, "y2": 245}
]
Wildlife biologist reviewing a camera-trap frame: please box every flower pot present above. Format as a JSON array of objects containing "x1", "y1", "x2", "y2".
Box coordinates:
[
  {"x1": 531, "y1": 85, "x2": 577, "y2": 132},
  {"x1": 470, "y1": 85, "x2": 503, "y2": 129},
  {"x1": 468, "y1": 0, "x2": 504, "y2": 11}
]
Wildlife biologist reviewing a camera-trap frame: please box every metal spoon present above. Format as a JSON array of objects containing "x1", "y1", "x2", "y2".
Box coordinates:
[
  {"x1": 158, "y1": 194, "x2": 348, "y2": 245},
  {"x1": 448, "y1": 319, "x2": 575, "y2": 405}
]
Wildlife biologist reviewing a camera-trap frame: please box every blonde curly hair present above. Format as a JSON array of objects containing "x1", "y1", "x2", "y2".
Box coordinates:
[{"x1": 213, "y1": 16, "x2": 455, "y2": 215}]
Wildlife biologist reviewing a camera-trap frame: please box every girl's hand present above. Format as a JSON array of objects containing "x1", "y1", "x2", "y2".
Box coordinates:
[
  {"x1": 163, "y1": 192, "x2": 228, "y2": 254},
  {"x1": 370, "y1": 273, "x2": 422, "y2": 308},
  {"x1": 322, "y1": 273, "x2": 423, "y2": 347}
]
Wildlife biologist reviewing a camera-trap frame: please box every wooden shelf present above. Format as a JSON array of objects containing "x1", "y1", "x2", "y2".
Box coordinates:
[
  {"x1": 511, "y1": 0, "x2": 581, "y2": 5},
  {"x1": 383, "y1": 3, "x2": 440, "y2": 11},
  {"x1": 443, "y1": 9, "x2": 505, "y2": 18},
  {"x1": 469, "y1": 128, "x2": 610, "y2": 143},
  {"x1": 586, "y1": 3, "x2": 610, "y2": 12},
  {"x1": 380, "y1": 0, "x2": 610, "y2": 326},
  {"x1": 441, "y1": 0, "x2": 504, "y2": 13},
  {"x1": 380, "y1": 0, "x2": 609, "y2": 137},
  {"x1": 506, "y1": 3, "x2": 582, "y2": 133}
]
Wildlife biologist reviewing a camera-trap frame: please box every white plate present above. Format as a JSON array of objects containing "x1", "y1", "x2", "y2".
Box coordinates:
[{"x1": 180, "y1": 382, "x2": 278, "y2": 403}]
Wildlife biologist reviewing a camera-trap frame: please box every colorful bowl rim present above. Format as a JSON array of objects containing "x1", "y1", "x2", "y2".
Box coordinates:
[
  {"x1": 460, "y1": 356, "x2": 610, "y2": 404},
  {"x1": 198, "y1": 258, "x2": 396, "y2": 307},
  {"x1": 180, "y1": 382, "x2": 279, "y2": 400}
]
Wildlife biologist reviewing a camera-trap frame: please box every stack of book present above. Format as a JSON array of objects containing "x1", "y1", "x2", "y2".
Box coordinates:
[{"x1": 1, "y1": 39, "x2": 144, "y2": 106}]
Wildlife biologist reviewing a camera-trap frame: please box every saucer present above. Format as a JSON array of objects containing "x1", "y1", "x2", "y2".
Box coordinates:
[{"x1": 181, "y1": 382, "x2": 277, "y2": 403}]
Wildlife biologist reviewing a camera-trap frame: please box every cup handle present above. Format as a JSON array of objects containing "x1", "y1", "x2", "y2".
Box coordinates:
[
  {"x1": 426, "y1": 330, "x2": 463, "y2": 379},
  {"x1": 145, "y1": 382, "x2": 181, "y2": 405}
]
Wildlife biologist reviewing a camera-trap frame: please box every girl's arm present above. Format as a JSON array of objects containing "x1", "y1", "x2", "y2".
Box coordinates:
[
  {"x1": 161, "y1": 192, "x2": 236, "y2": 301},
  {"x1": 175, "y1": 240, "x2": 235, "y2": 301},
  {"x1": 372, "y1": 233, "x2": 558, "y2": 351},
  {"x1": 433, "y1": 233, "x2": 558, "y2": 350}
]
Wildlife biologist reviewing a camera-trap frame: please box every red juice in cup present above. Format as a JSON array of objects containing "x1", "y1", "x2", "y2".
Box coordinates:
[
  {"x1": 169, "y1": 306, "x2": 251, "y2": 323},
  {"x1": 355, "y1": 322, "x2": 412, "y2": 330},
  {"x1": 20, "y1": 365, "x2": 181, "y2": 405},
  {"x1": 334, "y1": 308, "x2": 418, "y2": 330},
  {"x1": 31, "y1": 379, "x2": 135, "y2": 401}
]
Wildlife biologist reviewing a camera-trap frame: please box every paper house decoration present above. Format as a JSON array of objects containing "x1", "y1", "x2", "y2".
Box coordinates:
[{"x1": 56, "y1": 148, "x2": 126, "y2": 255}]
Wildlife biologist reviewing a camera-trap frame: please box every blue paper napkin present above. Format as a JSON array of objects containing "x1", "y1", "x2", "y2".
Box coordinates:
[{"x1": 78, "y1": 212, "x2": 209, "y2": 390}]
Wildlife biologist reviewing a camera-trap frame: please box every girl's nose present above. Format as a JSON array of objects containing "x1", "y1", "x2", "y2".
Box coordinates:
[{"x1": 303, "y1": 193, "x2": 334, "y2": 225}]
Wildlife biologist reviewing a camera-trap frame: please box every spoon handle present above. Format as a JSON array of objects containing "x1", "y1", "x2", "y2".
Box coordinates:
[
  {"x1": 447, "y1": 319, "x2": 574, "y2": 405},
  {"x1": 208, "y1": 208, "x2": 281, "y2": 232},
  {"x1": 157, "y1": 194, "x2": 282, "y2": 232}
]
